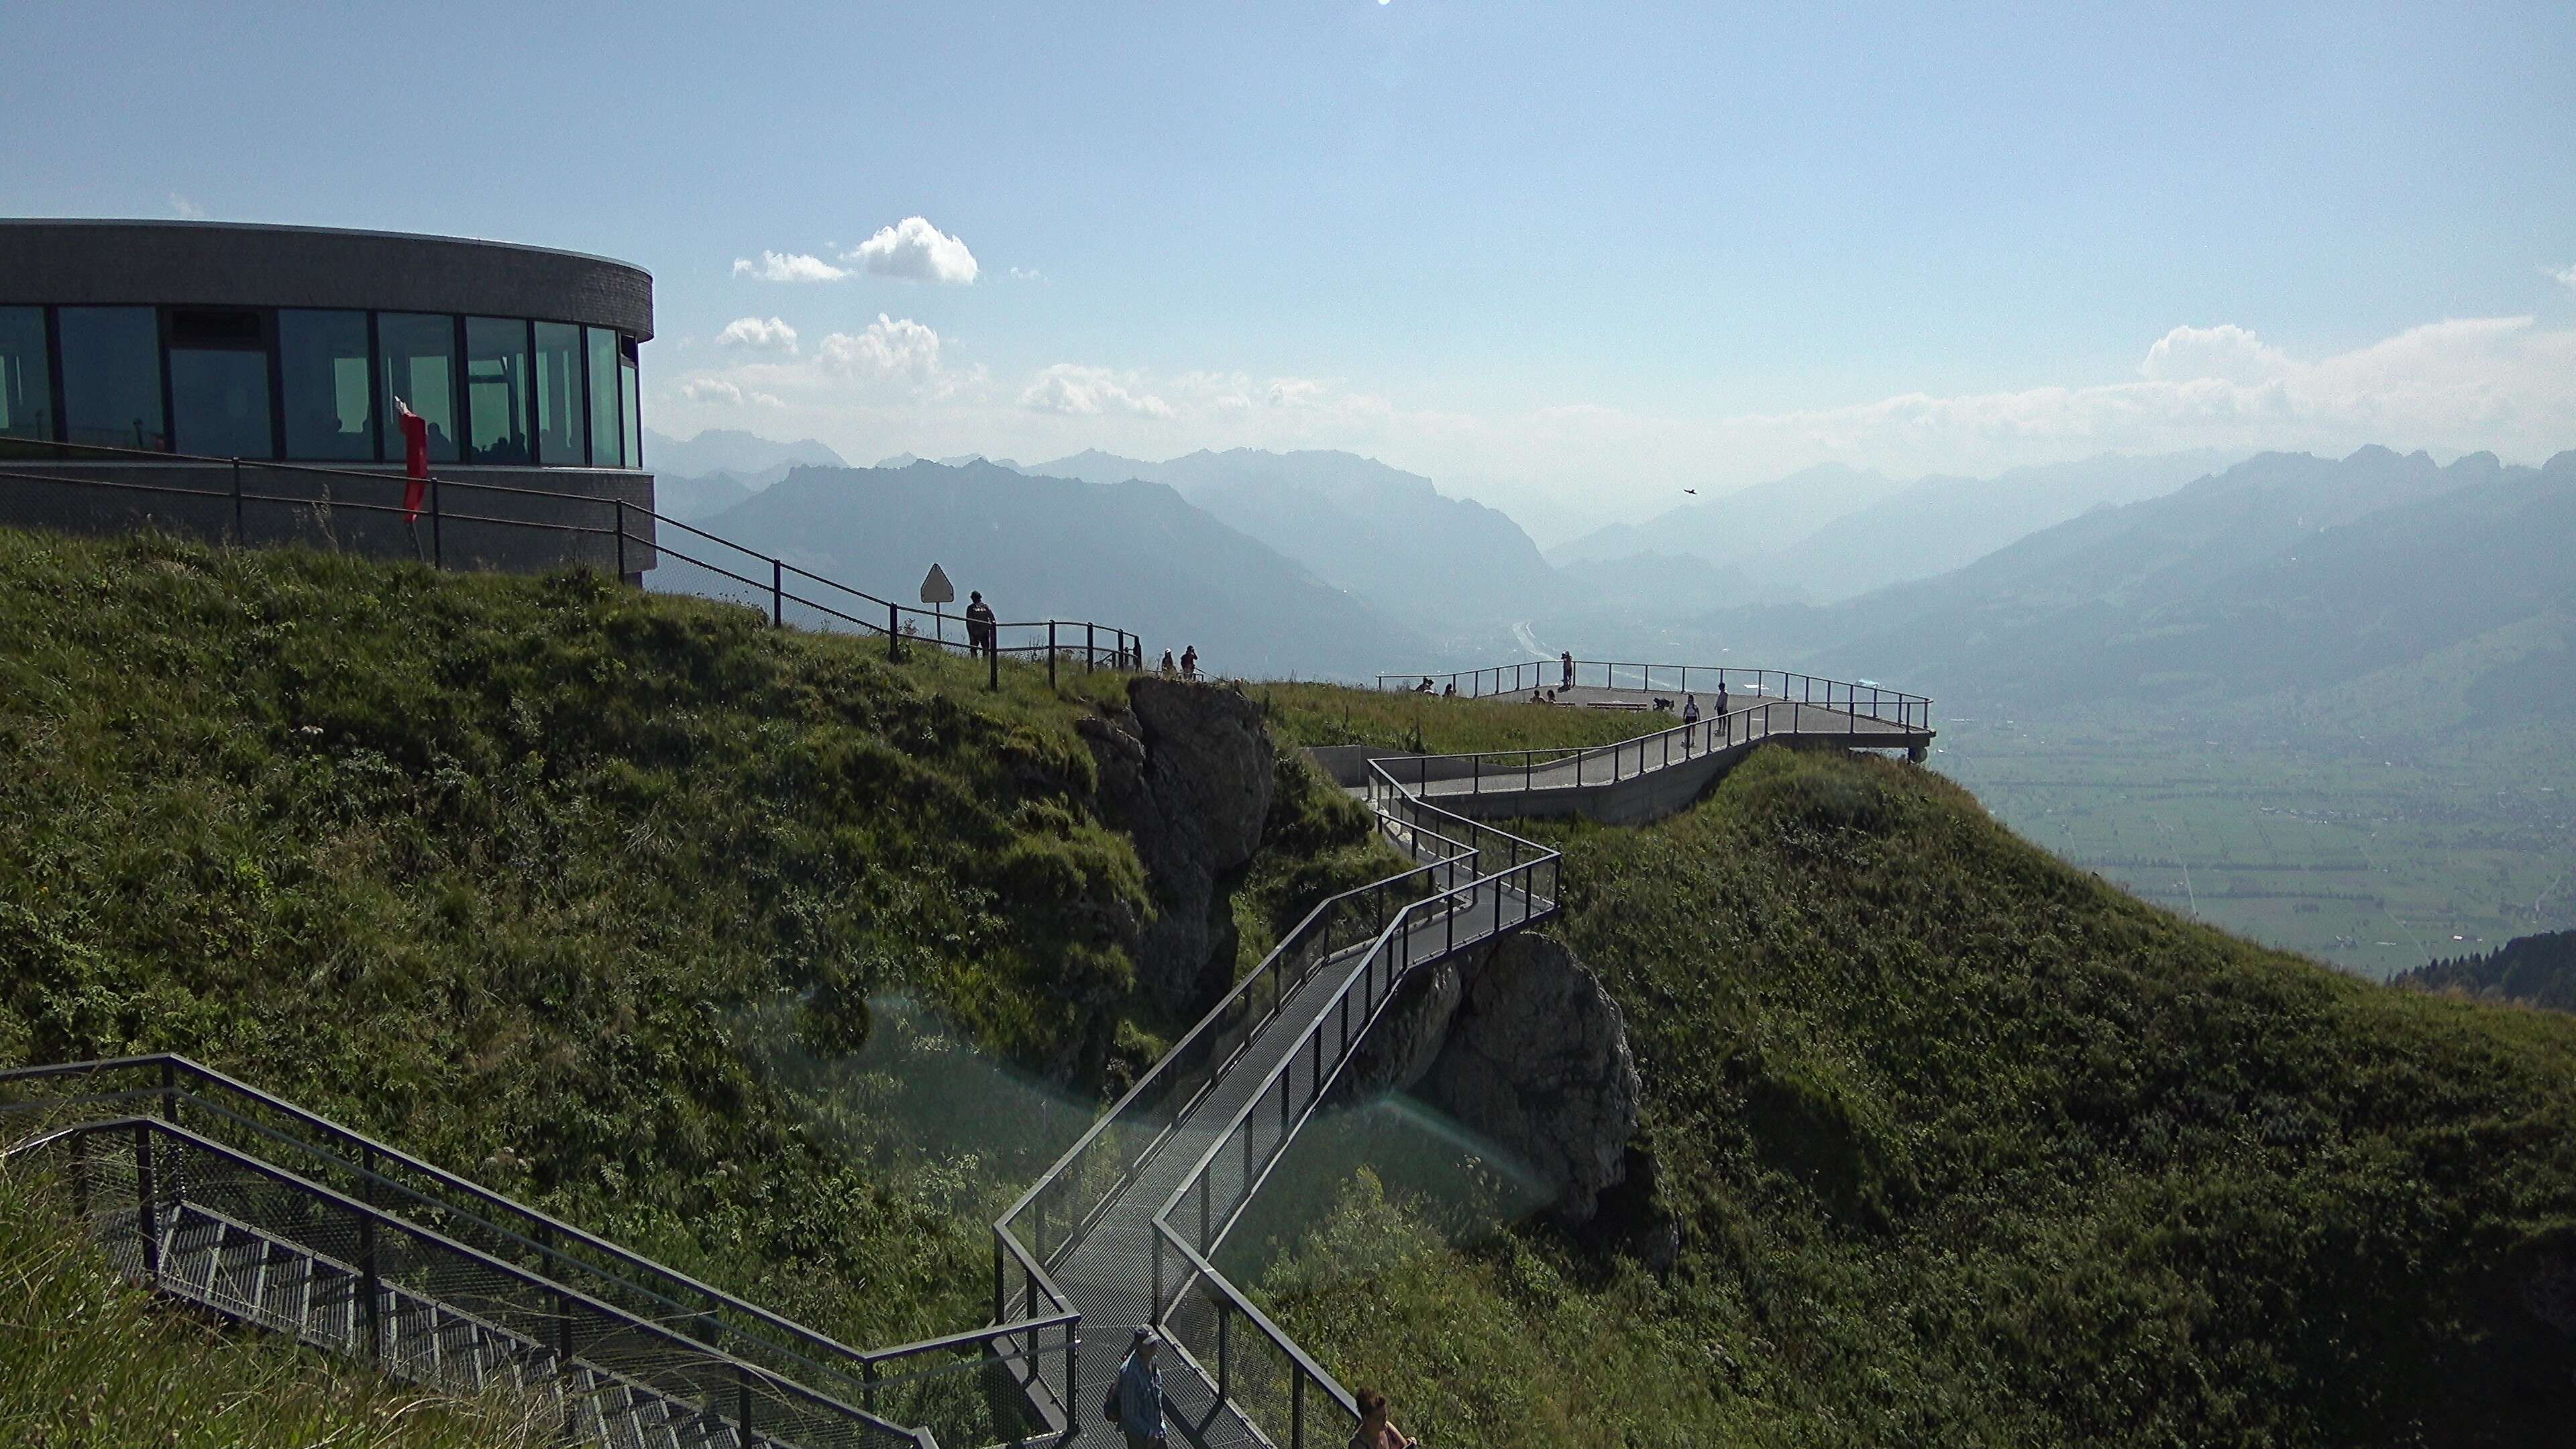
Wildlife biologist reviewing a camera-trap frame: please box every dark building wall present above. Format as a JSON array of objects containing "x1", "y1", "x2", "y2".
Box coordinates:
[
  {"x1": 0, "y1": 221, "x2": 652, "y2": 337},
  {"x1": 0, "y1": 462, "x2": 657, "y2": 580}
]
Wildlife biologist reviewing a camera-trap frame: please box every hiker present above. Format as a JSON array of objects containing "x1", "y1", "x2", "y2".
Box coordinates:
[
  {"x1": 1349, "y1": 1387, "x2": 1417, "y2": 1449},
  {"x1": 1560, "y1": 650, "x2": 1574, "y2": 689},
  {"x1": 1181, "y1": 645, "x2": 1199, "y2": 680},
  {"x1": 1682, "y1": 693, "x2": 1701, "y2": 753},
  {"x1": 1442, "y1": 682, "x2": 1457, "y2": 697},
  {"x1": 1160, "y1": 649, "x2": 1177, "y2": 677},
  {"x1": 1112, "y1": 1327, "x2": 1167, "y2": 1448},
  {"x1": 963, "y1": 590, "x2": 998, "y2": 660},
  {"x1": 1415, "y1": 676, "x2": 1435, "y2": 694}
]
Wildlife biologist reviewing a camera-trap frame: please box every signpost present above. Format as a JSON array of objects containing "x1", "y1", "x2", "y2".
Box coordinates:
[{"x1": 920, "y1": 564, "x2": 954, "y2": 646}]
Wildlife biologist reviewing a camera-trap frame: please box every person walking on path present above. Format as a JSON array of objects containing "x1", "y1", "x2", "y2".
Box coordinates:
[
  {"x1": 963, "y1": 590, "x2": 998, "y2": 660},
  {"x1": 1180, "y1": 645, "x2": 1199, "y2": 680},
  {"x1": 1682, "y1": 692, "x2": 1701, "y2": 753},
  {"x1": 1348, "y1": 1387, "x2": 1417, "y2": 1449},
  {"x1": 1560, "y1": 651, "x2": 1575, "y2": 690},
  {"x1": 1114, "y1": 1328, "x2": 1167, "y2": 1448}
]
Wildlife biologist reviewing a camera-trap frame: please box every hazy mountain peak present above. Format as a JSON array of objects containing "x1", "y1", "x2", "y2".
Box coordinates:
[{"x1": 644, "y1": 427, "x2": 846, "y2": 480}]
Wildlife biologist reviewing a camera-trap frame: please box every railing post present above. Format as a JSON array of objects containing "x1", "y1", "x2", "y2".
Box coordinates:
[
  {"x1": 230, "y1": 459, "x2": 244, "y2": 543},
  {"x1": 134, "y1": 1124, "x2": 160, "y2": 1283},
  {"x1": 1048, "y1": 621, "x2": 1059, "y2": 688},
  {"x1": 429, "y1": 476, "x2": 443, "y2": 569},
  {"x1": 1087, "y1": 622, "x2": 1096, "y2": 672},
  {"x1": 1293, "y1": 1369, "x2": 1307, "y2": 1449},
  {"x1": 360, "y1": 1210, "x2": 382, "y2": 1361},
  {"x1": 863, "y1": 1358, "x2": 880, "y2": 1417},
  {"x1": 993, "y1": 1237, "x2": 1005, "y2": 1324},
  {"x1": 614, "y1": 497, "x2": 627, "y2": 579},
  {"x1": 1067, "y1": 1326, "x2": 1081, "y2": 1430},
  {"x1": 1218, "y1": 1297, "x2": 1231, "y2": 1403},
  {"x1": 739, "y1": 1364, "x2": 759, "y2": 1445},
  {"x1": 890, "y1": 601, "x2": 902, "y2": 661},
  {"x1": 989, "y1": 636, "x2": 1000, "y2": 692},
  {"x1": 771, "y1": 559, "x2": 784, "y2": 627}
]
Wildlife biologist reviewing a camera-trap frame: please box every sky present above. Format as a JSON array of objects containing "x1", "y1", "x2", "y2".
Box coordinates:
[{"x1": 7, "y1": 0, "x2": 2575, "y2": 537}]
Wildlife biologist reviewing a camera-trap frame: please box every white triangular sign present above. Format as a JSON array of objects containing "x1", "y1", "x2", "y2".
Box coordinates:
[{"x1": 919, "y1": 564, "x2": 955, "y2": 604}]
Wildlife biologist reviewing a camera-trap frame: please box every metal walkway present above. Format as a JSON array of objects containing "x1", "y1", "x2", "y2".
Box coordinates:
[{"x1": 995, "y1": 667, "x2": 1931, "y2": 1449}]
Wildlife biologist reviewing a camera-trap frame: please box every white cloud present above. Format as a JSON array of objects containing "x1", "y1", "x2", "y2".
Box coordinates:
[
  {"x1": 732, "y1": 251, "x2": 849, "y2": 283},
  {"x1": 848, "y1": 217, "x2": 980, "y2": 285},
  {"x1": 2549, "y1": 263, "x2": 2576, "y2": 293},
  {"x1": 168, "y1": 193, "x2": 204, "y2": 219},
  {"x1": 2138, "y1": 323, "x2": 2294, "y2": 384},
  {"x1": 750, "y1": 391, "x2": 787, "y2": 409},
  {"x1": 716, "y1": 316, "x2": 800, "y2": 352},
  {"x1": 1007, "y1": 266, "x2": 1044, "y2": 282},
  {"x1": 818, "y1": 314, "x2": 947, "y2": 380},
  {"x1": 684, "y1": 378, "x2": 744, "y2": 405},
  {"x1": 1020, "y1": 365, "x2": 1174, "y2": 419}
]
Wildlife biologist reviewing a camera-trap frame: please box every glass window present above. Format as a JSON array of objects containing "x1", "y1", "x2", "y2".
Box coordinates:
[
  {"x1": 587, "y1": 325, "x2": 621, "y2": 468},
  {"x1": 0, "y1": 307, "x2": 51, "y2": 453},
  {"x1": 533, "y1": 321, "x2": 584, "y2": 466},
  {"x1": 58, "y1": 306, "x2": 166, "y2": 451},
  {"x1": 379, "y1": 313, "x2": 458, "y2": 464},
  {"x1": 619, "y1": 339, "x2": 640, "y2": 470},
  {"x1": 464, "y1": 317, "x2": 532, "y2": 465},
  {"x1": 279, "y1": 309, "x2": 374, "y2": 460},
  {"x1": 167, "y1": 308, "x2": 274, "y2": 459}
]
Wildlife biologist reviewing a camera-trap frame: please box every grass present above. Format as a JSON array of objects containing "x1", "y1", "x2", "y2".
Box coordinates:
[
  {"x1": 1249, "y1": 679, "x2": 1653, "y2": 756},
  {"x1": 0, "y1": 527, "x2": 1372, "y2": 1427},
  {"x1": 1260, "y1": 744, "x2": 2576, "y2": 1448},
  {"x1": 0, "y1": 1169, "x2": 545, "y2": 1449}
]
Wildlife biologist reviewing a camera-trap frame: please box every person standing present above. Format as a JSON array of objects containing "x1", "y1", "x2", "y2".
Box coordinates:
[
  {"x1": 1560, "y1": 650, "x2": 1575, "y2": 690},
  {"x1": 1180, "y1": 645, "x2": 1199, "y2": 680},
  {"x1": 1682, "y1": 692, "x2": 1701, "y2": 754},
  {"x1": 1116, "y1": 1328, "x2": 1167, "y2": 1448},
  {"x1": 963, "y1": 590, "x2": 998, "y2": 660},
  {"x1": 1160, "y1": 649, "x2": 1177, "y2": 677}
]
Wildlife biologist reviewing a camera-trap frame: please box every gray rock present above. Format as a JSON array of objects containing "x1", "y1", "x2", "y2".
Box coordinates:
[
  {"x1": 1080, "y1": 678, "x2": 1275, "y2": 1013},
  {"x1": 1333, "y1": 959, "x2": 1462, "y2": 1099},
  {"x1": 1420, "y1": 932, "x2": 1640, "y2": 1221}
]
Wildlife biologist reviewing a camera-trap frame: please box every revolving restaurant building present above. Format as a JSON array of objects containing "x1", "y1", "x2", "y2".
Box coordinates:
[{"x1": 0, "y1": 219, "x2": 656, "y2": 580}]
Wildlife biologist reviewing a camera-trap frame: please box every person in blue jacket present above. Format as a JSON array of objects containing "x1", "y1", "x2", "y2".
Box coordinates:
[{"x1": 1117, "y1": 1326, "x2": 1167, "y2": 1447}]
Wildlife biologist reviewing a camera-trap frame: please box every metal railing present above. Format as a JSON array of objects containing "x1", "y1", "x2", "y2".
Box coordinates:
[
  {"x1": 1144, "y1": 765, "x2": 1559, "y2": 1449},
  {"x1": 1372, "y1": 695, "x2": 1928, "y2": 804},
  {"x1": 1379, "y1": 658, "x2": 1933, "y2": 734},
  {"x1": 0, "y1": 1057, "x2": 1064, "y2": 1446},
  {"x1": 0, "y1": 438, "x2": 1141, "y2": 688},
  {"x1": 5, "y1": 1112, "x2": 936, "y2": 1449}
]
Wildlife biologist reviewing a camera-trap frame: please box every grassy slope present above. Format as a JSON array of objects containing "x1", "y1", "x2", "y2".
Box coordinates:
[
  {"x1": 1264, "y1": 745, "x2": 2576, "y2": 1448},
  {"x1": 0, "y1": 1171, "x2": 542, "y2": 1449},
  {"x1": 0, "y1": 528, "x2": 1371, "y2": 1365}
]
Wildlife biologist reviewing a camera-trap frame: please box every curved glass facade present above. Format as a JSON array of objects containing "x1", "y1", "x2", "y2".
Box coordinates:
[{"x1": 0, "y1": 303, "x2": 641, "y2": 467}]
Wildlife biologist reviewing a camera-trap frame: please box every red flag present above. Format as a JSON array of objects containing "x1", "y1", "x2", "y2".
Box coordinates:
[{"x1": 396, "y1": 399, "x2": 431, "y2": 523}]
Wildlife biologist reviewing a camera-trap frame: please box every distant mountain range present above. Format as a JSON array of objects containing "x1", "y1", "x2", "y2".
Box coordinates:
[
  {"x1": 1693, "y1": 446, "x2": 2576, "y2": 711},
  {"x1": 1550, "y1": 451, "x2": 2242, "y2": 611},
  {"x1": 1025, "y1": 448, "x2": 1572, "y2": 658},
  {"x1": 664, "y1": 460, "x2": 1426, "y2": 680},
  {"x1": 643, "y1": 429, "x2": 851, "y2": 522}
]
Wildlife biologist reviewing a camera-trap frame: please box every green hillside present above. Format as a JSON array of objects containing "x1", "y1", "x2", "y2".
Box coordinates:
[
  {"x1": 6, "y1": 527, "x2": 2574, "y2": 1446},
  {"x1": 0, "y1": 527, "x2": 1375, "y2": 1398},
  {"x1": 1263, "y1": 748, "x2": 2576, "y2": 1448}
]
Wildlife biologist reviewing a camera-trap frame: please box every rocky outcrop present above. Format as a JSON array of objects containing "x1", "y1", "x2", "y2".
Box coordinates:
[
  {"x1": 1333, "y1": 959, "x2": 1462, "y2": 1099},
  {"x1": 1419, "y1": 932, "x2": 1641, "y2": 1222},
  {"x1": 1080, "y1": 678, "x2": 1275, "y2": 1014},
  {"x1": 1330, "y1": 930, "x2": 1643, "y2": 1224}
]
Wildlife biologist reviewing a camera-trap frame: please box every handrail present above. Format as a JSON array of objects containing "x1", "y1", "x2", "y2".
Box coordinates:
[
  {"x1": 0, "y1": 1055, "x2": 1069, "y2": 1437},
  {"x1": 4, "y1": 1114, "x2": 938, "y2": 1449},
  {"x1": 0, "y1": 436, "x2": 1144, "y2": 678},
  {"x1": 1140, "y1": 761, "x2": 1560, "y2": 1448},
  {"x1": 1379, "y1": 657, "x2": 1933, "y2": 733}
]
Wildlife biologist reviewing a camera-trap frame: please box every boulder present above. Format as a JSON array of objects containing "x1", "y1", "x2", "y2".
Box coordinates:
[
  {"x1": 1419, "y1": 932, "x2": 1641, "y2": 1222},
  {"x1": 1332, "y1": 959, "x2": 1462, "y2": 1099},
  {"x1": 1080, "y1": 678, "x2": 1275, "y2": 1014}
]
